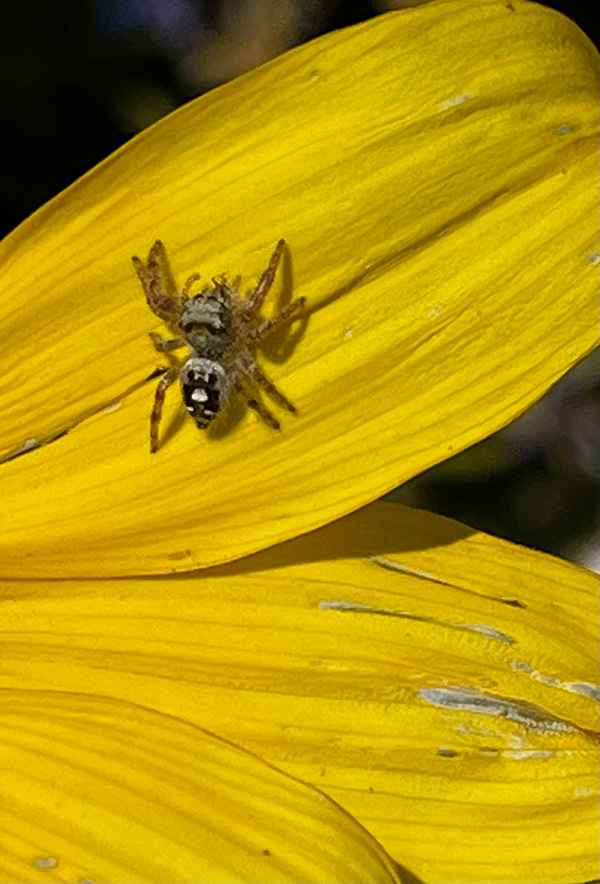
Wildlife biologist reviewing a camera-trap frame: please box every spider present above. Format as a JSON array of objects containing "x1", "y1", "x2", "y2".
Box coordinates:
[{"x1": 132, "y1": 238, "x2": 305, "y2": 452}]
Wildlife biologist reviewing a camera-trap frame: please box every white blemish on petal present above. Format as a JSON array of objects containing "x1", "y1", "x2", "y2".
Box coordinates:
[
  {"x1": 556, "y1": 124, "x2": 575, "y2": 135},
  {"x1": 103, "y1": 400, "x2": 122, "y2": 413},
  {"x1": 456, "y1": 723, "x2": 497, "y2": 740},
  {"x1": 510, "y1": 659, "x2": 600, "y2": 701},
  {"x1": 11, "y1": 438, "x2": 41, "y2": 456},
  {"x1": 319, "y1": 597, "x2": 514, "y2": 643},
  {"x1": 587, "y1": 251, "x2": 599, "y2": 265},
  {"x1": 343, "y1": 326, "x2": 354, "y2": 338},
  {"x1": 318, "y1": 599, "x2": 392, "y2": 614},
  {"x1": 503, "y1": 749, "x2": 555, "y2": 760},
  {"x1": 313, "y1": 659, "x2": 352, "y2": 671},
  {"x1": 575, "y1": 786, "x2": 595, "y2": 797},
  {"x1": 454, "y1": 622, "x2": 515, "y2": 644},
  {"x1": 367, "y1": 555, "x2": 442, "y2": 583},
  {"x1": 418, "y1": 686, "x2": 577, "y2": 733},
  {"x1": 32, "y1": 857, "x2": 58, "y2": 869},
  {"x1": 439, "y1": 92, "x2": 476, "y2": 111}
]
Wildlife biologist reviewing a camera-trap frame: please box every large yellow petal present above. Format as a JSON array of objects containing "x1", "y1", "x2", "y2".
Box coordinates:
[
  {"x1": 2, "y1": 503, "x2": 597, "y2": 883},
  {"x1": 0, "y1": 691, "x2": 400, "y2": 884},
  {"x1": 0, "y1": 0, "x2": 597, "y2": 577}
]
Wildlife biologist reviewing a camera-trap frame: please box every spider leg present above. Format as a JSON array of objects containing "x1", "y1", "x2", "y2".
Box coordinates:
[
  {"x1": 150, "y1": 366, "x2": 179, "y2": 453},
  {"x1": 244, "y1": 239, "x2": 286, "y2": 318},
  {"x1": 250, "y1": 296, "x2": 306, "y2": 341},
  {"x1": 149, "y1": 332, "x2": 187, "y2": 353},
  {"x1": 242, "y1": 361, "x2": 297, "y2": 413},
  {"x1": 246, "y1": 398, "x2": 281, "y2": 430},
  {"x1": 233, "y1": 375, "x2": 282, "y2": 430},
  {"x1": 132, "y1": 241, "x2": 190, "y2": 323}
]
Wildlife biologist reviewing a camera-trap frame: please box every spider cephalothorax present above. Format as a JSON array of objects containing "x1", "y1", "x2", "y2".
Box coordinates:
[{"x1": 132, "y1": 239, "x2": 305, "y2": 452}]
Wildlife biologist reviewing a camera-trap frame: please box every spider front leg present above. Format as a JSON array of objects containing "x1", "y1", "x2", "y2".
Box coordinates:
[
  {"x1": 244, "y1": 239, "x2": 286, "y2": 318},
  {"x1": 150, "y1": 366, "x2": 179, "y2": 453},
  {"x1": 132, "y1": 242, "x2": 200, "y2": 323},
  {"x1": 132, "y1": 241, "x2": 180, "y2": 324}
]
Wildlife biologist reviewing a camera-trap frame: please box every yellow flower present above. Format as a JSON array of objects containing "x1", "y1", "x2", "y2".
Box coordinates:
[{"x1": 0, "y1": 1, "x2": 597, "y2": 882}]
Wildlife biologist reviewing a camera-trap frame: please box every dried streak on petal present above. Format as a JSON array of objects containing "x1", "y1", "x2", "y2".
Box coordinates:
[
  {"x1": 0, "y1": 691, "x2": 400, "y2": 884},
  {"x1": 0, "y1": 0, "x2": 598, "y2": 577},
  {"x1": 1, "y1": 503, "x2": 598, "y2": 884}
]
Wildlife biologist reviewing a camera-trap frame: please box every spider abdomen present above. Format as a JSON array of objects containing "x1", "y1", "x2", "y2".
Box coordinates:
[
  {"x1": 180, "y1": 357, "x2": 231, "y2": 428},
  {"x1": 179, "y1": 293, "x2": 234, "y2": 359}
]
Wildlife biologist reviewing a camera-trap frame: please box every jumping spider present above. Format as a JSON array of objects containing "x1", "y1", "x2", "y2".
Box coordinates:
[{"x1": 132, "y1": 238, "x2": 305, "y2": 452}]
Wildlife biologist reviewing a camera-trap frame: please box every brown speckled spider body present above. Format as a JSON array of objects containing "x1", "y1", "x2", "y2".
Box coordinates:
[{"x1": 132, "y1": 239, "x2": 305, "y2": 452}]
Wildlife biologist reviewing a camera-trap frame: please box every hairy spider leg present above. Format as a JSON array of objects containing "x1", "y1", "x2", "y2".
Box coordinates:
[
  {"x1": 244, "y1": 239, "x2": 286, "y2": 318},
  {"x1": 242, "y1": 360, "x2": 297, "y2": 413},
  {"x1": 233, "y1": 375, "x2": 281, "y2": 430},
  {"x1": 251, "y1": 296, "x2": 306, "y2": 341},
  {"x1": 133, "y1": 242, "x2": 199, "y2": 323},
  {"x1": 150, "y1": 366, "x2": 179, "y2": 453},
  {"x1": 145, "y1": 241, "x2": 182, "y2": 319},
  {"x1": 132, "y1": 249, "x2": 179, "y2": 324}
]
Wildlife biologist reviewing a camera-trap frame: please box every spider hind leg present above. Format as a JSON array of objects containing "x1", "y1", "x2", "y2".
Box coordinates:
[
  {"x1": 244, "y1": 361, "x2": 297, "y2": 413},
  {"x1": 150, "y1": 366, "x2": 179, "y2": 453}
]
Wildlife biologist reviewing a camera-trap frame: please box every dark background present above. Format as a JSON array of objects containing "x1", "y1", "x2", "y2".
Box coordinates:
[{"x1": 1, "y1": 0, "x2": 597, "y2": 569}]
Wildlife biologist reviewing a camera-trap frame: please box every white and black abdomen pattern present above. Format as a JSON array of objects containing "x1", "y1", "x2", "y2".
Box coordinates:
[
  {"x1": 179, "y1": 292, "x2": 234, "y2": 360},
  {"x1": 180, "y1": 357, "x2": 231, "y2": 428}
]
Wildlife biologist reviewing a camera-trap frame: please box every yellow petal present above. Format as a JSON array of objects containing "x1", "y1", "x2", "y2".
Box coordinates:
[
  {"x1": 2, "y1": 502, "x2": 597, "y2": 883},
  {"x1": 0, "y1": 0, "x2": 598, "y2": 577},
  {"x1": 0, "y1": 691, "x2": 400, "y2": 884}
]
